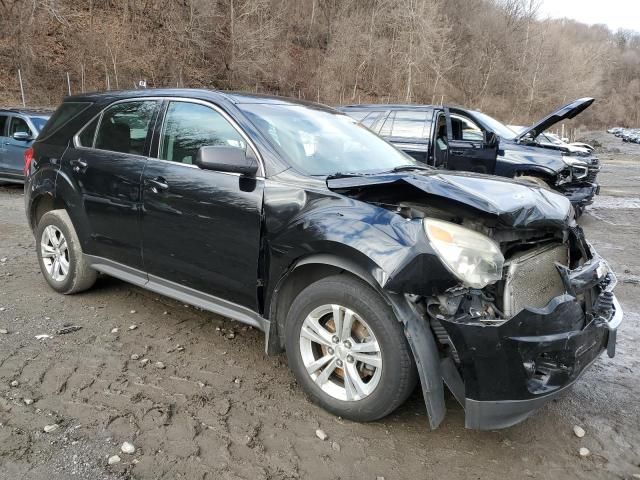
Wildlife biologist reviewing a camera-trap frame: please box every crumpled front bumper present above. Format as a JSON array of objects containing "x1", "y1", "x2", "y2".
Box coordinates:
[
  {"x1": 558, "y1": 181, "x2": 599, "y2": 208},
  {"x1": 440, "y1": 248, "x2": 622, "y2": 430}
]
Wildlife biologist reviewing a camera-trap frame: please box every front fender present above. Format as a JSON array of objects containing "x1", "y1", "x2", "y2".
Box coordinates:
[{"x1": 496, "y1": 141, "x2": 565, "y2": 179}]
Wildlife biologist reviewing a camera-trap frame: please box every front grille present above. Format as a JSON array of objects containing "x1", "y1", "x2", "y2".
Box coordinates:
[
  {"x1": 586, "y1": 167, "x2": 599, "y2": 183},
  {"x1": 503, "y1": 244, "x2": 569, "y2": 317}
]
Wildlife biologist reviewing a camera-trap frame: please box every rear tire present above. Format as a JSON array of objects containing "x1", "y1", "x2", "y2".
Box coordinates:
[
  {"x1": 285, "y1": 275, "x2": 417, "y2": 422},
  {"x1": 36, "y1": 210, "x2": 97, "y2": 294}
]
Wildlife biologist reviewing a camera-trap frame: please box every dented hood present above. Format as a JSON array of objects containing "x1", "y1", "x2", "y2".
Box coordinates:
[
  {"x1": 327, "y1": 170, "x2": 572, "y2": 228},
  {"x1": 516, "y1": 97, "x2": 594, "y2": 141}
]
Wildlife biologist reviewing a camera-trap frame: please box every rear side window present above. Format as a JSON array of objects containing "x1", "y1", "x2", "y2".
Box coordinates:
[
  {"x1": 0, "y1": 115, "x2": 7, "y2": 136},
  {"x1": 390, "y1": 111, "x2": 430, "y2": 139},
  {"x1": 95, "y1": 101, "x2": 158, "y2": 155},
  {"x1": 39, "y1": 102, "x2": 91, "y2": 139}
]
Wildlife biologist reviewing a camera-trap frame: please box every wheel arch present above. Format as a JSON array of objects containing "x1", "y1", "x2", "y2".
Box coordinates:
[{"x1": 266, "y1": 253, "x2": 385, "y2": 356}]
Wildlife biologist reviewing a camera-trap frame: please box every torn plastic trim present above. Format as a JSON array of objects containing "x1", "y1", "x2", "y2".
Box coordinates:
[{"x1": 386, "y1": 291, "x2": 446, "y2": 430}]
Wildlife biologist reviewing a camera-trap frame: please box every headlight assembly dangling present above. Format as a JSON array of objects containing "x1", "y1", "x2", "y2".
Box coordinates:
[{"x1": 423, "y1": 218, "x2": 504, "y2": 289}]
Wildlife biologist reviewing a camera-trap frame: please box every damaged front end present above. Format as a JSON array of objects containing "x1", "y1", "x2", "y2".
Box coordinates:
[
  {"x1": 327, "y1": 171, "x2": 621, "y2": 429},
  {"x1": 425, "y1": 226, "x2": 621, "y2": 429}
]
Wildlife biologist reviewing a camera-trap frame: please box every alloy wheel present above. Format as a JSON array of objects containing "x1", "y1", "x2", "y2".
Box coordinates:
[
  {"x1": 299, "y1": 304, "x2": 383, "y2": 401},
  {"x1": 40, "y1": 225, "x2": 70, "y2": 282}
]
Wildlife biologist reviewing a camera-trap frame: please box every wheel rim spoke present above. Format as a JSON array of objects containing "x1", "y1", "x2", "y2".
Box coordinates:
[
  {"x1": 345, "y1": 363, "x2": 369, "y2": 398},
  {"x1": 59, "y1": 256, "x2": 70, "y2": 275},
  {"x1": 41, "y1": 245, "x2": 56, "y2": 258},
  {"x1": 339, "y1": 308, "x2": 355, "y2": 341},
  {"x1": 351, "y1": 352, "x2": 382, "y2": 369},
  {"x1": 314, "y1": 358, "x2": 338, "y2": 386},
  {"x1": 305, "y1": 354, "x2": 333, "y2": 375},
  {"x1": 300, "y1": 316, "x2": 334, "y2": 347},
  {"x1": 350, "y1": 339, "x2": 380, "y2": 354}
]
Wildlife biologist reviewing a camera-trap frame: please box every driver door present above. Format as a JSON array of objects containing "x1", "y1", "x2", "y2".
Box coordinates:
[
  {"x1": 444, "y1": 108, "x2": 498, "y2": 174},
  {"x1": 141, "y1": 99, "x2": 264, "y2": 310}
]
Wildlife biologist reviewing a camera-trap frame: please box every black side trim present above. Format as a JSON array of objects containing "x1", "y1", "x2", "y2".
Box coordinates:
[{"x1": 85, "y1": 255, "x2": 271, "y2": 343}]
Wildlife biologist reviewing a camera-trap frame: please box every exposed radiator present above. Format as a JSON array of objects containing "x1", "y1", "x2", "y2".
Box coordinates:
[{"x1": 503, "y1": 244, "x2": 569, "y2": 317}]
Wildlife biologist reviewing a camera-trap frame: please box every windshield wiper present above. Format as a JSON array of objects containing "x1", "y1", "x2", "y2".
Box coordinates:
[{"x1": 326, "y1": 172, "x2": 366, "y2": 179}]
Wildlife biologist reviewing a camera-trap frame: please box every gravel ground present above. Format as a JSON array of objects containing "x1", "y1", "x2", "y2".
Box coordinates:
[{"x1": 0, "y1": 132, "x2": 639, "y2": 480}]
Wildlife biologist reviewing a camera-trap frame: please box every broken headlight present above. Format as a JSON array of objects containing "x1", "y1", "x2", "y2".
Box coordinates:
[
  {"x1": 562, "y1": 155, "x2": 589, "y2": 180},
  {"x1": 423, "y1": 218, "x2": 504, "y2": 289}
]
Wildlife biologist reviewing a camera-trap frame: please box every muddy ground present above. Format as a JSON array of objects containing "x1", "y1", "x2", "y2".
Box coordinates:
[{"x1": 0, "y1": 131, "x2": 638, "y2": 480}]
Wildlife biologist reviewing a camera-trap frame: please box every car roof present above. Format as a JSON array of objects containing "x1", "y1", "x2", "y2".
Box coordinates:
[
  {"x1": 64, "y1": 88, "x2": 337, "y2": 112},
  {"x1": 0, "y1": 108, "x2": 52, "y2": 117},
  {"x1": 338, "y1": 104, "x2": 438, "y2": 110}
]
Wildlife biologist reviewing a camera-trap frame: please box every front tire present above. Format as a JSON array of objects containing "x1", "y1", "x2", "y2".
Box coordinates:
[
  {"x1": 516, "y1": 175, "x2": 552, "y2": 189},
  {"x1": 285, "y1": 275, "x2": 417, "y2": 422},
  {"x1": 36, "y1": 210, "x2": 97, "y2": 294}
]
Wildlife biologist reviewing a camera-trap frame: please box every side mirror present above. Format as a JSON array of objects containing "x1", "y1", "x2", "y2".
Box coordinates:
[
  {"x1": 195, "y1": 145, "x2": 258, "y2": 176},
  {"x1": 13, "y1": 131, "x2": 33, "y2": 141},
  {"x1": 484, "y1": 131, "x2": 499, "y2": 147}
]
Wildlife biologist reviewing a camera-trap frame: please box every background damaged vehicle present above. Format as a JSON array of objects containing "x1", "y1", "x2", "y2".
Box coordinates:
[
  {"x1": 338, "y1": 98, "x2": 600, "y2": 215},
  {"x1": 24, "y1": 90, "x2": 622, "y2": 429}
]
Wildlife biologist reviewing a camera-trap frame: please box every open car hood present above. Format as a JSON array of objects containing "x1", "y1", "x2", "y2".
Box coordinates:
[
  {"x1": 327, "y1": 171, "x2": 572, "y2": 229},
  {"x1": 516, "y1": 98, "x2": 594, "y2": 141}
]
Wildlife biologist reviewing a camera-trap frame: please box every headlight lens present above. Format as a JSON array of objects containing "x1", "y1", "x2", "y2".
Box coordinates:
[{"x1": 423, "y1": 218, "x2": 504, "y2": 289}]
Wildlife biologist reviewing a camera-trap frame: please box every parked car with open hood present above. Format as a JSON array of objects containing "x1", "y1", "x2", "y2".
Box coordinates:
[
  {"x1": 24, "y1": 89, "x2": 622, "y2": 430},
  {"x1": 0, "y1": 108, "x2": 51, "y2": 183},
  {"x1": 338, "y1": 98, "x2": 599, "y2": 214}
]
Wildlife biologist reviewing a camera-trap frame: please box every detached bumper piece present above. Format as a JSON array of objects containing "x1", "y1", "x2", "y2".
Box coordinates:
[{"x1": 441, "y1": 250, "x2": 622, "y2": 430}]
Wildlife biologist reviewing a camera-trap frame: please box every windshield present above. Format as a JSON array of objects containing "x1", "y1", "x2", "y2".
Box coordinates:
[
  {"x1": 472, "y1": 111, "x2": 518, "y2": 140},
  {"x1": 31, "y1": 116, "x2": 50, "y2": 132},
  {"x1": 238, "y1": 103, "x2": 418, "y2": 176}
]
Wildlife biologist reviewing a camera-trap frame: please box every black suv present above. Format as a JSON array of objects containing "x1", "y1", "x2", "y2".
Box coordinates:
[
  {"x1": 338, "y1": 99, "x2": 600, "y2": 214},
  {"x1": 0, "y1": 108, "x2": 51, "y2": 183},
  {"x1": 25, "y1": 89, "x2": 622, "y2": 430}
]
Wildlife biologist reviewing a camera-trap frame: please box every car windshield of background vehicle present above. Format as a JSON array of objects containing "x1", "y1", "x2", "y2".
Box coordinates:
[
  {"x1": 472, "y1": 111, "x2": 518, "y2": 140},
  {"x1": 31, "y1": 116, "x2": 50, "y2": 132},
  {"x1": 238, "y1": 104, "x2": 417, "y2": 176}
]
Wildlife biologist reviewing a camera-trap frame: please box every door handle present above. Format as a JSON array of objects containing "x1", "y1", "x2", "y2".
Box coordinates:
[
  {"x1": 70, "y1": 158, "x2": 88, "y2": 173},
  {"x1": 450, "y1": 149, "x2": 465, "y2": 155},
  {"x1": 146, "y1": 177, "x2": 169, "y2": 193}
]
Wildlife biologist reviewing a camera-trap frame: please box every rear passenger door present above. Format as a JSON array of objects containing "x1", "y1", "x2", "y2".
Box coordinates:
[
  {"x1": 141, "y1": 99, "x2": 264, "y2": 310},
  {"x1": 380, "y1": 110, "x2": 433, "y2": 163},
  {"x1": 62, "y1": 99, "x2": 160, "y2": 270}
]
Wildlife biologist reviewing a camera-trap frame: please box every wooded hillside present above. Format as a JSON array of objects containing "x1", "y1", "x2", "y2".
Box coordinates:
[{"x1": 1, "y1": 0, "x2": 639, "y2": 128}]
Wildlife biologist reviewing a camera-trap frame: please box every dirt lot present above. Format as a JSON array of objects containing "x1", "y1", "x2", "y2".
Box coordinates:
[{"x1": 0, "y1": 132, "x2": 639, "y2": 480}]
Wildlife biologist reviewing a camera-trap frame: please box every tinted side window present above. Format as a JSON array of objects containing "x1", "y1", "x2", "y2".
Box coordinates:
[
  {"x1": 9, "y1": 117, "x2": 31, "y2": 136},
  {"x1": 77, "y1": 116, "x2": 99, "y2": 147},
  {"x1": 361, "y1": 111, "x2": 383, "y2": 129},
  {"x1": 39, "y1": 102, "x2": 91, "y2": 139},
  {"x1": 158, "y1": 102, "x2": 247, "y2": 164},
  {"x1": 390, "y1": 111, "x2": 429, "y2": 138},
  {"x1": 451, "y1": 114, "x2": 483, "y2": 141},
  {"x1": 95, "y1": 101, "x2": 158, "y2": 155},
  {"x1": 345, "y1": 111, "x2": 368, "y2": 122},
  {"x1": 379, "y1": 111, "x2": 395, "y2": 136},
  {"x1": 0, "y1": 115, "x2": 7, "y2": 136}
]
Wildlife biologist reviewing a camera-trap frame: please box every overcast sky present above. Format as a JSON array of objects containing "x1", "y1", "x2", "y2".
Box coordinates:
[{"x1": 539, "y1": 0, "x2": 639, "y2": 33}]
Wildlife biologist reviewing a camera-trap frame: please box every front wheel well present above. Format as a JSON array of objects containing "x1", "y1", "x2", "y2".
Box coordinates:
[{"x1": 268, "y1": 262, "x2": 381, "y2": 355}]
